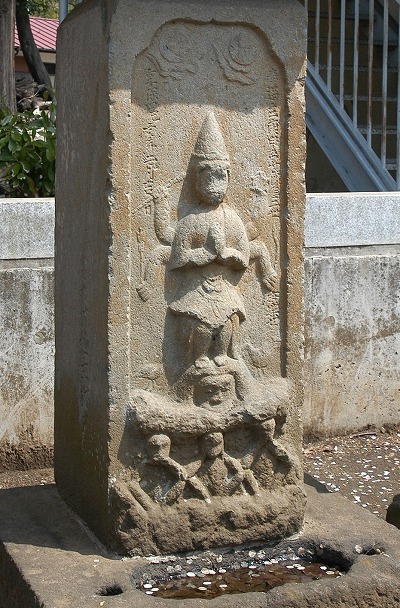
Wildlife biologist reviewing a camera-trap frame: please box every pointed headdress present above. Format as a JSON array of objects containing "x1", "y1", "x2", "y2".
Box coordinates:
[{"x1": 193, "y1": 111, "x2": 230, "y2": 167}]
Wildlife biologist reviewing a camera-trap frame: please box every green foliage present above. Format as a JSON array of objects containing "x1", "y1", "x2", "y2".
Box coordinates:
[
  {"x1": 0, "y1": 104, "x2": 56, "y2": 197},
  {"x1": 25, "y1": 0, "x2": 58, "y2": 18},
  {"x1": 25, "y1": 0, "x2": 78, "y2": 18}
]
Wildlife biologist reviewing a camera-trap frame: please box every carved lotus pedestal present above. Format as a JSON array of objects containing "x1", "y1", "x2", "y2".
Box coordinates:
[{"x1": 55, "y1": 0, "x2": 307, "y2": 556}]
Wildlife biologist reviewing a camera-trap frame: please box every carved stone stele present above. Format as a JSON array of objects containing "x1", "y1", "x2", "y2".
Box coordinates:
[{"x1": 55, "y1": 0, "x2": 307, "y2": 556}]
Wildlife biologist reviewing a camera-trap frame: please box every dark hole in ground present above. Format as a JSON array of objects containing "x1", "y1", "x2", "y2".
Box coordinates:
[
  {"x1": 363, "y1": 545, "x2": 384, "y2": 556},
  {"x1": 138, "y1": 558, "x2": 344, "y2": 599},
  {"x1": 98, "y1": 583, "x2": 124, "y2": 596}
]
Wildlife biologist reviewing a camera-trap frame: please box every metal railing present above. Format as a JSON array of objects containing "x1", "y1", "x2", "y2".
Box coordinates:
[
  {"x1": 304, "y1": 0, "x2": 400, "y2": 188},
  {"x1": 59, "y1": 0, "x2": 83, "y2": 23}
]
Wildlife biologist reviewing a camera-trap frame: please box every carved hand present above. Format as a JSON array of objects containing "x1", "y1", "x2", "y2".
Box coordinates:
[
  {"x1": 155, "y1": 455, "x2": 188, "y2": 481},
  {"x1": 218, "y1": 247, "x2": 248, "y2": 269},
  {"x1": 210, "y1": 223, "x2": 225, "y2": 256},
  {"x1": 152, "y1": 184, "x2": 168, "y2": 202},
  {"x1": 172, "y1": 463, "x2": 188, "y2": 481},
  {"x1": 185, "y1": 246, "x2": 216, "y2": 267},
  {"x1": 262, "y1": 270, "x2": 279, "y2": 292},
  {"x1": 176, "y1": 465, "x2": 188, "y2": 481},
  {"x1": 137, "y1": 283, "x2": 152, "y2": 302}
]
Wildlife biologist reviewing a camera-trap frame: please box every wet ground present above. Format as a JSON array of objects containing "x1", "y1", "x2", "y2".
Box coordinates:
[
  {"x1": 1, "y1": 426, "x2": 399, "y2": 522},
  {"x1": 139, "y1": 557, "x2": 343, "y2": 599}
]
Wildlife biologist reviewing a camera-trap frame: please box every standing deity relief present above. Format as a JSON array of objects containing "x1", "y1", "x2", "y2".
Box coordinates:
[
  {"x1": 117, "y1": 111, "x2": 298, "y2": 522},
  {"x1": 136, "y1": 111, "x2": 279, "y2": 404}
]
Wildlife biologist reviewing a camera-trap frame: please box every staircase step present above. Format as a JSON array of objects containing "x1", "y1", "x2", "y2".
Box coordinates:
[
  {"x1": 315, "y1": 64, "x2": 397, "y2": 73},
  {"x1": 308, "y1": 35, "x2": 398, "y2": 47},
  {"x1": 309, "y1": 35, "x2": 370, "y2": 46},
  {"x1": 305, "y1": 0, "x2": 399, "y2": 189},
  {"x1": 343, "y1": 94, "x2": 398, "y2": 102},
  {"x1": 358, "y1": 126, "x2": 398, "y2": 135},
  {"x1": 305, "y1": 62, "x2": 398, "y2": 190},
  {"x1": 308, "y1": 10, "x2": 371, "y2": 21}
]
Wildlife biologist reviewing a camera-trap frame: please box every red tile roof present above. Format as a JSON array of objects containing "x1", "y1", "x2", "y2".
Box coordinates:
[{"x1": 14, "y1": 17, "x2": 58, "y2": 53}]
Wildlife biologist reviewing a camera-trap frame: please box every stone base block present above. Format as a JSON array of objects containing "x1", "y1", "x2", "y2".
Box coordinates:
[{"x1": 1, "y1": 475, "x2": 400, "y2": 607}]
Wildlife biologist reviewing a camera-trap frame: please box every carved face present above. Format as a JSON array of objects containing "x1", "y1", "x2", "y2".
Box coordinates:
[
  {"x1": 195, "y1": 373, "x2": 235, "y2": 407},
  {"x1": 201, "y1": 432, "x2": 224, "y2": 458},
  {"x1": 196, "y1": 163, "x2": 229, "y2": 206},
  {"x1": 146, "y1": 433, "x2": 171, "y2": 459}
]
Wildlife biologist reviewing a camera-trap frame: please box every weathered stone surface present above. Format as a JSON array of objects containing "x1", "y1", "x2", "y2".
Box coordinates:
[
  {"x1": 0, "y1": 267, "x2": 54, "y2": 471},
  {"x1": 386, "y1": 494, "x2": 400, "y2": 530},
  {"x1": 305, "y1": 193, "x2": 400, "y2": 248},
  {"x1": 1, "y1": 477, "x2": 400, "y2": 608},
  {"x1": 303, "y1": 247, "x2": 400, "y2": 436},
  {"x1": 55, "y1": 0, "x2": 306, "y2": 555},
  {"x1": 0, "y1": 197, "x2": 54, "y2": 471},
  {"x1": 0, "y1": 198, "x2": 54, "y2": 260}
]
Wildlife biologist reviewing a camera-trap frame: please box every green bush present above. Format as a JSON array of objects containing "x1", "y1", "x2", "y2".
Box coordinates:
[{"x1": 0, "y1": 104, "x2": 56, "y2": 198}]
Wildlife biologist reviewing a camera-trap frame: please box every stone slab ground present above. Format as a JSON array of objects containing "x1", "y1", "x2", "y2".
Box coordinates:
[{"x1": 1, "y1": 476, "x2": 400, "y2": 607}]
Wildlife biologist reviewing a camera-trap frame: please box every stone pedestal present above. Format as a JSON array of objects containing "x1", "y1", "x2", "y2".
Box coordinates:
[{"x1": 55, "y1": 0, "x2": 306, "y2": 555}]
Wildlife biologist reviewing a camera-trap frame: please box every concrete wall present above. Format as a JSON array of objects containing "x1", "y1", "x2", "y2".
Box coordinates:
[
  {"x1": 0, "y1": 199, "x2": 54, "y2": 470},
  {"x1": 304, "y1": 193, "x2": 400, "y2": 437},
  {"x1": 0, "y1": 194, "x2": 399, "y2": 470}
]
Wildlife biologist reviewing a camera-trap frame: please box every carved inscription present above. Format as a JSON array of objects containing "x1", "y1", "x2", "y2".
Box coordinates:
[{"x1": 142, "y1": 68, "x2": 160, "y2": 213}]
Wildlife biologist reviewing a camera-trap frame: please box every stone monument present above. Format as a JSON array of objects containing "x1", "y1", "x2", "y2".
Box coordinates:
[{"x1": 55, "y1": 0, "x2": 306, "y2": 556}]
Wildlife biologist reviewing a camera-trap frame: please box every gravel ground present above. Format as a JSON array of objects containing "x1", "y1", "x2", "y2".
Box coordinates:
[
  {"x1": 1, "y1": 428, "x2": 399, "y2": 523},
  {"x1": 303, "y1": 427, "x2": 400, "y2": 520},
  {"x1": 0, "y1": 467, "x2": 54, "y2": 489}
]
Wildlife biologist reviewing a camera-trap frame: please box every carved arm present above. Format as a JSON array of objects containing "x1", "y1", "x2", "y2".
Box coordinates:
[
  {"x1": 218, "y1": 245, "x2": 249, "y2": 269},
  {"x1": 137, "y1": 244, "x2": 171, "y2": 302},
  {"x1": 183, "y1": 247, "x2": 216, "y2": 267},
  {"x1": 249, "y1": 241, "x2": 278, "y2": 292},
  {"x1": 211, "y1": 222, "x2": 249, "y2": 269},
  {"x1": 170, "y1": 227, "x2": 216, "y2": 269},
  {"x1": 153, "y1": 187, "x2": 175, "y2": 245},
  {"x1": 152, "y1": 454, "x2": 188, "y2": 481}
]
